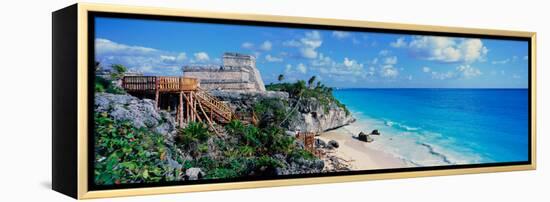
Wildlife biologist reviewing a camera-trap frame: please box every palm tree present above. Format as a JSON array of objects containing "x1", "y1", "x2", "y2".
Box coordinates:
[
  {"x1": 277, "y1": 74, "x2": 285, "y2": 83},
  {"x1": 307, "y1": 76, "x2": 316, "y2": 88}
]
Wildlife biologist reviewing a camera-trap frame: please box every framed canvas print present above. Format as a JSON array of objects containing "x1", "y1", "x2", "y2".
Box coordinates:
[{"x1": 52, "y1": 3, "x2": 536, "y2": 199}]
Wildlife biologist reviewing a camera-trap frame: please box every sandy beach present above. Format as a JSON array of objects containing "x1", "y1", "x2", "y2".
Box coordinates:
[{"x1": 318, "y1": 125, "x2": 408, "y2": 171}]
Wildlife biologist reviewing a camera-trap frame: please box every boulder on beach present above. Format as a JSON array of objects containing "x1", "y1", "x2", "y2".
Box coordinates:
[
  {"x1": 370, "y1": 129, "x2": 381, "y2": 135},
  {"x1": 315, "y1": 138, "x2": 327, "y2": 148},
  {"x1": 328, "y1": 140, "x2": 339, "y2": 148},
  {"x1": 358, "y1": 132, "x2": 374, "y2": 142}
]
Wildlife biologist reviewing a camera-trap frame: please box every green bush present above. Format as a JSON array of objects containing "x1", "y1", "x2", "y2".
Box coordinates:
[
  {"x1": 265, "y1": 79, "x2": 350, "y2": 116},
  {"x1": 206, "y1": 168, "x2": 239, "y2": 179},
  {"x1": 177, "y1": 122, "x2": 211, "y2": 149},
  {"x1": 94, "y1": 112, "x2": 169, "y2": 185},
  {"x1": 289, "y1": 149, "x2": 316, "y2": 161},
  {"x1": 95, "y1": 83, "x2": 105, "y2": 92}
]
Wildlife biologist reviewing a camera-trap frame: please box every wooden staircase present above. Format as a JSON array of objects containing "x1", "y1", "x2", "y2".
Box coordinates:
[
  {"x1": 194, "y1": 88, "x2": 233, "y2": 123},
  {"x1": 122, "y1": 76, "x2": 244, "y2": 129}
]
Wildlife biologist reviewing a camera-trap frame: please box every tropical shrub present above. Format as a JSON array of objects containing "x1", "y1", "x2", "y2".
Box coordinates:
[{"x1": 94, "y1": 112, "x2": 169, "y2": 185}]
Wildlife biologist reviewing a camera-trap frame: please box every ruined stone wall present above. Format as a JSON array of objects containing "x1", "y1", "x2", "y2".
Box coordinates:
[{"x1": 183, "y1": 53, "x2": 266, "y2": 92}]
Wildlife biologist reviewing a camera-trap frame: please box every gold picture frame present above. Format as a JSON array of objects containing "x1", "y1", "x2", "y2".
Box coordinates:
[{"x1": 52, "y1": 3, "x2": 536, "y2": 199}]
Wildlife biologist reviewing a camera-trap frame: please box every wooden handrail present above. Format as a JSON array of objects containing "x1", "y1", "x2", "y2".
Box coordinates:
[{"x1": 122, "y1": 76, "x2": 234, "y2": 122}]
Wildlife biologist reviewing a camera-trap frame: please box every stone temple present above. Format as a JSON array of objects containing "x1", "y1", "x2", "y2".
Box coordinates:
[{"x1": 183, "y1": 53, "x2": 266, "y2": 92}]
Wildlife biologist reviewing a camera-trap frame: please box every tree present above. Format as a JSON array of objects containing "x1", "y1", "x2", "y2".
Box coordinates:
[
  {"x1": 315, "y1": 81, "x2": 321, "y2": 89},
  {"x1": 307, "y1": 76, "x2": 316, "y2": 88},
  {"x1": 277, "y1": 74, "x2": 285, "y2": 83},
  {"x1": 110, "y1": 64, "x2": 127, "y2": 80}
]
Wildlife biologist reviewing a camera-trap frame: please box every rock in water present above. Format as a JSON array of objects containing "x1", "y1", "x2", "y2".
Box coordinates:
[
  {"x1": 371, "y1": 129, "x2": 381, "y2": 135},
  {"x1": 328, "y1": 140, "x2": 339, "y2": 148},
  {"x1": 185, "y1": 168, "x2": 204, "y2": 180}
]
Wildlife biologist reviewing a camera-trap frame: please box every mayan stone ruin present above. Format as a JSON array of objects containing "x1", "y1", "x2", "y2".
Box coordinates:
[{"x1": 183, "y1": 52, "x2": 266, "y2": 92}]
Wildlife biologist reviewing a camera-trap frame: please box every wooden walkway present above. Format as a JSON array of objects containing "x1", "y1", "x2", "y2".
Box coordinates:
[{"x1": 122, "y1": 76, "x2": 243, "y2": 130}]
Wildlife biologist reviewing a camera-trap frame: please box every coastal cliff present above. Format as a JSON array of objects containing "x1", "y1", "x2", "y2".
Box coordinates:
[{"x1": 288, "y1": 97, "x2": 355, "y2": 133}]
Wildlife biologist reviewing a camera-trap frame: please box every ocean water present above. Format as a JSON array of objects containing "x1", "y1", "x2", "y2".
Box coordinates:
[{"x1": 333, "y1": 88, "x2": 529, "y2": 167}]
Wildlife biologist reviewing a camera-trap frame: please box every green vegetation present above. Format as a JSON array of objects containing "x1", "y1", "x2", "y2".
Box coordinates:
[
  {"x1": 173, "y1": 119, "x2": 315, "y2": 180},
  {"x1": 94, "y1": 62, "x2": 127, "y2": 94},
  {"x1": 176, "y1": 122, "x2": 211, "y2": 149},
  {"x1": 253, "y1": 98, "x2": 292, "y2": 128},
  {"x1": 94, "y1": 112, "x2": 174, "y2": 185},
  {"x1": 266, "y1": 75, "x2": 350, "y2": 115}
]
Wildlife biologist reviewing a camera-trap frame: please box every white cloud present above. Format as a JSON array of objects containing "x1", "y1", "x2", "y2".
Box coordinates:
[
  {"x1": 492, "y1": 59, "x2": 511, "y2": 65},
  {"x1": 390, "y1": 37, "x2": 407, "y2": 48},
  {"x1": 260, "y1": 41, "x2": 272, "y2": 51},
  {"x1": 176, "y1": 53, "x2": 187, "y2": 62},
  {"x1": 380, "y1": 65, "x2": 399, "y2": 78},
  {"x1": 343, "y1": 57, "x2": 355, "y2": 67},
  {"x1": 512, "y1": 74, "x2": 521, "y2": 79},
  {"x1": 283, "y1": 40, "x2": 300, "y2": 47},
  {"x1": 431, "y1": 71, "x2": 455, "y2": 80},
  {"x1": 265, "y1": 54, "x2": 283, "y2": 62},
  {"x1": 421, "y1": 65, "x2": 481, "y2": 80},
  {"x1": 242, "y1": 42, "x2": 254, "y2": 49},
  {"x1": 160, "y1": 55, "x2": 176, "y2": 63},
  {"x1": 384, "y1": 56, "x2": 398, "y2": 65},
  {"x1": 285, "y1": 64, "x2": 293, "y2": 74},
  {"x1": 96, "y1": 38, "x2": 157, "y2": 56},
  {"x1": 378, "y1": 49, "x2": 390, "y2": 56},
  {"x1": 523, "y1": 55, "x2": 528, "y2": 60},
  {"x1": 456, "y1": 64, "x2": 482, "y2": 78},
  {"x1": 241, "y1": 41, "x2": 272, "y2": 52},
  {"x1": 284, "y1": 31, "x2": 323, "y2": 59},
  {"x1": 297, "y1": 63, "x2": 307, "y2": 74},
  {"x1": 95, "y1": 38, "x2": 185, "y2": 75},
  {"x1": 332, "y1": 31, "x2": 350, "y2": 39},
  {"x1": 407, "y1": 75, "x2": 413, "y2": 80},
  {"x1": 404, "y1": 36, "x2": 488, "y2": 63},
  {"x1": 193, "y1": 52, "x2": 210, "y2": 62},
  {"x1": 422, "y1": 66, "x2": 431, "y2": 73}
]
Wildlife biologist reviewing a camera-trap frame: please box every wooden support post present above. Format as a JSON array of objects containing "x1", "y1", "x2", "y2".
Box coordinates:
[
  {"x1": 179, "y1": 92, "x2": 183, "y2": 126},
  {"x1": 155, "y1": 77, "x2": 159, "y2": 110},
  {"x1": 155, "y1": 90, "x2": 159, "y2": 110},
  {"x1": 190, "y1": 92, "x2": 195, "y2": 122},
  {"x1": 183, "y1": 93, "x2": 191, "y2": 122},
  {"x1": 198, "y1": 101, "x2": 218, "y2": 135}
]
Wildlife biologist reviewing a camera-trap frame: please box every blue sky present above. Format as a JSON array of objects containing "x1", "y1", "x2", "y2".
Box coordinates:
[{"x1": 95, "y1": 17, "x2": 529, "y2": 88}]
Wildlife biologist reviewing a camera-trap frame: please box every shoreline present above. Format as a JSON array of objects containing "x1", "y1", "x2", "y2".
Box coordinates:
[{"x1": 318, "y1": 124, "x2": 408, "y2": 171}]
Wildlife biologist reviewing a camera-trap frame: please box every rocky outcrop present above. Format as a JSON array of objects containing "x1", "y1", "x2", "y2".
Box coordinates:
[
  {"x1": 209, "y1": 90, "x2": 288, "y2": 111},
  {"x1": 287, "y1": 97, "x2": 355, "y2": 133},
  {"x1": 210, "y1": 90, "x2": 354, "y2": 134},
  {"x1": 273, "y1": 154, "x2": 325, "y2": 175},
  {"x1": 95, "y1": 92, "x2": 178, "y2": 139}
]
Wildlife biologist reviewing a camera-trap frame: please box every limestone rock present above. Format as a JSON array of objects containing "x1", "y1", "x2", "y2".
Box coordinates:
[
  {"x1": 315, "y1": 138, "x2": 327, "y2": 148},
  {"x1": 185, "y1": 168, "x2": 205, "y2": 180},
  {"x1": 358, "y1": 131, "x2": 374, "y2": 142},
  {"x1": 371, "y1": 129, "x2": 381, "y2": 135},
  {"x1": 328, "y1": 140, "x2": 339, "y2": 148},
  {"x1": 286, "y1": 97, "x2": 355, "y2": 133},
  {"x1": 94, "y1": 92, "x2": 178, "y2": 138}
]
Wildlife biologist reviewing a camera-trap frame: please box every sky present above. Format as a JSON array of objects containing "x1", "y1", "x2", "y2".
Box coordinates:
[{"x1": 95, "y1": 17, "x2": 529, "y2": 88}]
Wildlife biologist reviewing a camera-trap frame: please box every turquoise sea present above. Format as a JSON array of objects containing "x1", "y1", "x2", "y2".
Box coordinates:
[{"x1": 333, "y1": 89, "x2": 529, "y2": 166}]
